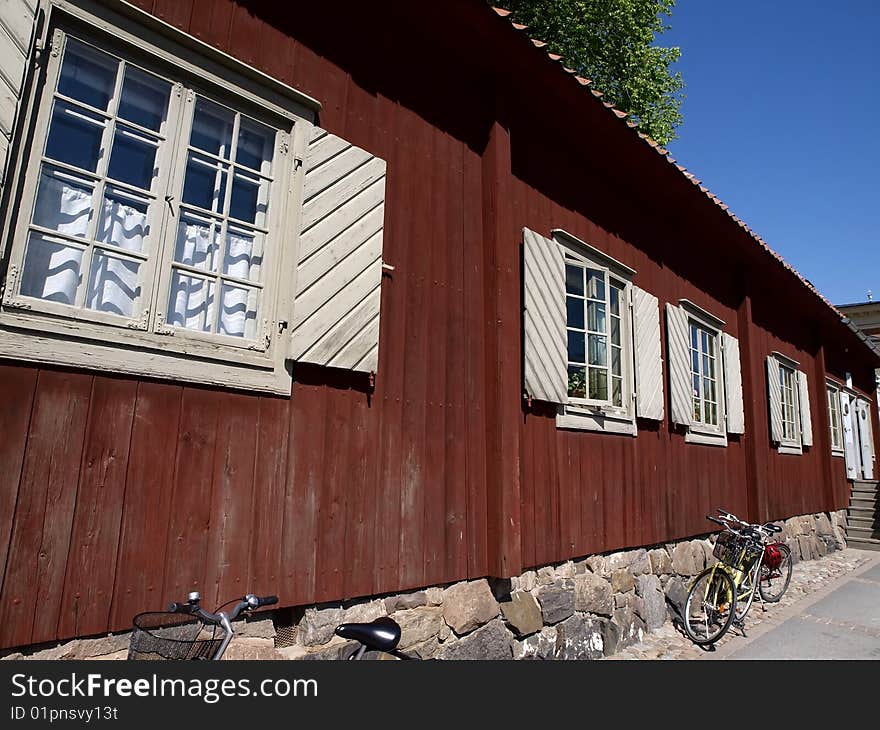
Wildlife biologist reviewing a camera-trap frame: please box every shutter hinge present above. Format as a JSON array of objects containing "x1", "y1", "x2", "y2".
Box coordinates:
[
  {"x1": 369, "y1": 371, "x2": 376, "y2": 388},
  {"x1": 293, "y1": 156, "x2": 303, "y2": 170},
  {"x1": 382, "y1": 259, "x2": 395, "y2": 273}
]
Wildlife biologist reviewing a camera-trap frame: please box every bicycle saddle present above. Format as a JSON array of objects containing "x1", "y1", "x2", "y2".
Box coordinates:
[
  {"x1": 762, "y1": 523, "x2": 782, "y2": 533},
  {"x1": 335, "y1": 616, "x2": 401, "y2": 652}
]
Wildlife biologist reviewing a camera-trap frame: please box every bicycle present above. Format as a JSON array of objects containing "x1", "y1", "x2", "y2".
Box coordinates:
[
  {"x1": 128, "y1": 591, "x2": 411, "y2": 660},
  {"x1": 682, "y1": 509, "x2": 791, "y2": 646},
  {"x1": 128, "y1": 591, "x2": 278, "y2": 660}
]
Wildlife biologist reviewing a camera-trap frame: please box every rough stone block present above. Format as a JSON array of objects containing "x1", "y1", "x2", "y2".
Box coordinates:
[
  {"x1": 635, "y1": 574, "x2": 666, "y2": 631},
  {"x1": 536, "y1": 580, "x2": 575, "y2": 625},
  {"x1": 384, "y1": 592, "x2": 427, "y2": 613},
  {"x1": 501, "y1": 591, "x2": 543, "y2": 638},
  {"x1": 648, "y1": 548, "x2": 672, "y2": 575},
  {"x1": 573, "y1": 572, "x2": 613, "y2": 616},
  {"x1": 442, "y1": 580, "x2": 499, "y2": 635},
  {"x1": 439, "y1": 619, "x2": 513, "y2": 660},
  {"x1": 393, "y1": 606, "x2": 444, "y2": 648},
  {"x1": 555, "y1": 614, "x2": 605, "y2": 660},
  {"x1": 611, "y1": 568, "x2": 636, "y2": 594}
]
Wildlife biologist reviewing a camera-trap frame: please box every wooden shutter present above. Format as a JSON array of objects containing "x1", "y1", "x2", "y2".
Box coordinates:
[
  {"x1": 522, "y1": 227, "x2": 567, "y2": 404},
  {"x1": 797, "y1": 370, "x2": 813, "y2": 447},
  {"x1": 290, "y1": 127, "x2": 387, "y2": 373},
  {"x1": 632, "y1": 286, "x2": 663, "y2": 420},
  {"x1": 857, "y1": 398, "x2": 875, "y2": 480},
  {"x1": 766, "y1": 356, "x2": 783, "y2": 443},
  {"x1": 841, "y1": 392, "x2": 858, "y2": 479},
  {"x1": 666, "y1": 304, "x2": 692, "y2": 426},
  {"x1": 0, "y1": 0, "x2": 38, "y2": 186},
  {"x1": 722, "y1": 333, "x2": 745, "y2": 434}
]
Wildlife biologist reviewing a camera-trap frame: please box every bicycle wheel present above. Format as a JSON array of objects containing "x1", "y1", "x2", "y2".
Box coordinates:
[
  {"x1": 759, "y1": 544, "x2": 793, "y2": 602},
  {"x1": 735, "y1": 562, "x2": 760, "y2": 622},
  {"x1": 683, "y1": 567, "x2": 737, "y2": 645}
]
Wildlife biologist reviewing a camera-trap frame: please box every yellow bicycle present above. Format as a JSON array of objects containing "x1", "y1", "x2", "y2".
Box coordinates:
[{"x1": 683, "y1": 510, "x2": 786, "y2": 646}]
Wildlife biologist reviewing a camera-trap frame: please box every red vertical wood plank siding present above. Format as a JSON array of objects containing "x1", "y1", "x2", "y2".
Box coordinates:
[
  {"x1": 248, "y1": 396, "x2": 290, "y2": 598},
  {"x1": 110, "y1": 382, "x2": 182, "y2": 627},
  {"x1": 57, "y1": 377, "x2": 137, "y2": 639},
  {"x1": 188, "y1": 0, "x2": 234, "y2": 50},
  {"x1": 202, "y1": 393, "x2": 259, "y2": 609},
  {"x1": 151, "y1": 0, "x2": 193, "y2": 32},
  {"x1": 0, "y1": 371, "x2": 91, "y2": 648},
  {"x1": 162, "y1": 388, "x2": 220, "y2": 601},
  {"x1": 0, "y1": 365, "x2": 37, "y2": 598}
]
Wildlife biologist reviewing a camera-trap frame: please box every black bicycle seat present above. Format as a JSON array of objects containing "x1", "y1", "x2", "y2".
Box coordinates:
[
  {"x1": 763, "y1": 523, "x2": 782, "y2": 533},
  {"x1": 334, "y1": 616, "x2": 401, "y2": 652}
]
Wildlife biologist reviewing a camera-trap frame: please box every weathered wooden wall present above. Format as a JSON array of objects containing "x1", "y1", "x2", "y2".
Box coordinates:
[{"x1": 0, "y1": 0, "x2": 876, "y2": 649}]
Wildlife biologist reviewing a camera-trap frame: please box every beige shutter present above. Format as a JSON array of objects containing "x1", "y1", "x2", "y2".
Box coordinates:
[
  {"x1": 797, "y1": 370, "x2": 813, "y2": 447},
  {"x1": 632, "y1": 286, "x2": 663, "y2": 420},
  {"x1": 841, "y1": 392, "x2": 858, "y2": 479},
  {"x1": 666, "y1": 304, "x2": 692, "y2": 426},
  {"x1": 857, "y1": 398, "x2": 875, "y2": 480},
  {"x1": 766, "y1": 356, "x2": 783, "y2": 442},
  {"x1": 290, "y1": 128, "x2": 387, "y2": 373},
  {"x1": 722, "y1": 333, "x2": 745, "y2": 434},
  {"x1": 0, "y1": 0, "x2": 38, "y2": 186},
  {"x1": 522, "y1": 228, "x2": 567, "y2": 404}
]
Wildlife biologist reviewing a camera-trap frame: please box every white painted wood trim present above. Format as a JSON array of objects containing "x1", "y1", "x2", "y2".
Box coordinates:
[
  {"x1": 685, "y1": 429, "x2": 728, "y2": 447},
  {"x1": 841, "y1": 391, "x2": 858, "y2": 479},
  {"x1": 551, "y1": 228, "x2": 636, "y2": 277},
  {"x1": 767, "y1": 355, "x2": 784, "y2": 443},
  {"x1": 556, "y1": 406, "x2": 637, "y2": 436}
]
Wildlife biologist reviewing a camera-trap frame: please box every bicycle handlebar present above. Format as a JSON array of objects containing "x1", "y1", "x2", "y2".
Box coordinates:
[
  {"x1": 167, "y1": 593, "x2": 278, "y2": 622},
  {"x1": 708, "y1": 508, "x2": 781, "y2": 542}
]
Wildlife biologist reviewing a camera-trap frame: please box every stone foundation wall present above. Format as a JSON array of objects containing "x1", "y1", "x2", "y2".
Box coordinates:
[{"x1": 1, "y1": 510, "x2": 848, "y2": 661}]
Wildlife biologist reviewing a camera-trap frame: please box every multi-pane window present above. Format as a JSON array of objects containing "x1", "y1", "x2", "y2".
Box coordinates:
[
  {"x1": 779, "y1": 363, "x2": 799, "y2": 441},
  {"x1": 565, "y1": 259, "x2": 626, "y2": 407},
  {"x1": 690, "y1": 321, "x2": 719, "y2": 427},
  {"x1": 7, "y1": 34, "x2": 284, "y2": 349},
  {"x1": 827, "y1": 383, "x2": 843, "y2": 451}
]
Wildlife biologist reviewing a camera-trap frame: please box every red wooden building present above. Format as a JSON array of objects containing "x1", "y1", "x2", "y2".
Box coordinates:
[{"x1": 0, "y1": 0, "x2": 877, "y2": 651}]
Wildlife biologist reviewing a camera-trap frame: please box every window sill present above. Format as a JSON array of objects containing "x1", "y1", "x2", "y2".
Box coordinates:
[
  {"x1": 831, "y1": 450, "x2": 845, "y2": 458},
  {"x1": 556, "y1": 406, "x2": 636, "y2": 436},
  {"x1": 777, "y1": 442, "x2": 803, "y2": 456},
  {"x1": 685, "y1": 428, "x2": 727, "y2": 447},
  {"x1": 0, "y1": 322, "x2": 292, "y2": 395}
]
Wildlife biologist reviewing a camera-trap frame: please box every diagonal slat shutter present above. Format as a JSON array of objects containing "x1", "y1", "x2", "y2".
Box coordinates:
[
  {"x1": 522, "y1": 227, "x2": 567, "y2": 404},
  {"x1": 666, "y1": 304, "x2": 692, "y2": 426},
  {"x1": 722, "y1": 333, "x2": 745, "y2": 434},
  {"x1": 797, "y1": 370, "x2": 813, "y2": 446},
  {"x1": 290, "y1": 127, "x2": 387, "y2": 373},
  {"x1": 766, "y1": 356, "x2": 783, "y2": 442},
  {"x1": 857, "y1": 398, "x2": 874, "y2": 479},
  {"x1": 0, "y1": 0, "x2": 38, "y2": 187},
  {"x1": 632, "y1": 286, "x2": 663, "y2": 420}
]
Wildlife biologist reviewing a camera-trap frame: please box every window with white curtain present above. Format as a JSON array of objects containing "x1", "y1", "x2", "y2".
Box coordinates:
[
  {"x1": 2, "y1": 25, "x2": 298, "y2": 382},
  {"x1": 827, "y1": 380, "x2": 844, "y2": 455}
]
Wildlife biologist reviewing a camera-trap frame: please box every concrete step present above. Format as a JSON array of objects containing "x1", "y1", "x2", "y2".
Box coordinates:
[
  {"x1": 852, "y1": 487, "x2": 879, "y2": 500},
  {"x1": 847, "y1": 514, "x2": 879, "y2": 529},
  {"x1": 846, "y1": 525, "x2": 880, "y2": 540},
  {"x1": 849, "y1": 498, "x2": 879, "y2": 512},
  {"x1": 846, "y1": 536, "x2": 880, "y2": 552}
]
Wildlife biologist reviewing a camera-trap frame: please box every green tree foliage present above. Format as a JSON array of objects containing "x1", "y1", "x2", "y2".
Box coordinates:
[{"x1": 494, "y1": 0, "x2": 684, "y2": 145}]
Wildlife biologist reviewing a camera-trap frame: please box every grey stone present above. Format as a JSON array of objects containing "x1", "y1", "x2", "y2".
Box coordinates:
[
  {"x1": 671, "y1": 542, "x2": 699, "y2": 576},
  {"x1": 664, "y1": 576, "x2": 688, "y2": 621},
  {"x1": 439, "y1": 619, "x2": 513, "y2": 660},
  {"x1": 393, "y1": 606, "x2": 444, "y2": 648},
  {"x1": 785, "y1": 538, "x2": 802, "y2": 563},
  {"x1": 235, "y1": 615, "x2": 276, "y2": 640},
  {"x1": 586, "y1": 555, "x2": 608, "y2": 577},
  {"x1": 518, "y1": 570, "x2": 538, "y2": 592},
  {"x1": 442, "y1": 580, "x2": 499, "y2": 635},
  {"x1": 501, "y1": 591, "x2": 543, "y2": 637},
  {"x1": 407, "y1": 637, "x2": 441, "y2": 660},
  {"x1": 515, "y1": 626, "x2": 558, "y2": 660},
  {"x1": 555, "y1": 614, "x2": 605, "y2": 660},
  {"x1": 833, "y1": 526, "x2": 847, "y2": 550},
  {"x1": 816, "y1": 513, "x2": 834, "y2": 536},
  {"x1": 609, "y1": 606, "x2": 646, "y2": 652},
  {"x1": 384, "y1": 592, "x2": 427, "y2": 613},
  {"x1": 555, "y1": 561, "x2": 577, "y2": 579},
  {"x1": 699, "y1": 540, "x2": 716, "y2": 567},
  {"x1": 606, "y1": 549, "x2": 639, "y2": 573},
  {"x1": 342, "y1": 599, "x2": 386, "y2": 624},
  {"x1": 537, "y1": 566, "x2": 556, "y2": 585},
  {"x1": 298, "y1": 604, "x2": 344, "y2": 646},
  {"x1": 691, "y1": 541, "x2": 707, "y2": 572},
  {"x1": 297, "y1": 638, "x2": 358, "y2": 661},
  {"x1": 573, "y1": 572, "x2": 613, "y2": 616},
  {"x1": 614, "y1": 591, "x2": 637, "y2": 610},
  {"x1": 648, "y1": 548, "x2": 672, "y2": 575},
  {"x1": 536, "y1": 581, "x2": 575, "y2": 625},
  {"x1": 629, "y1": 549, "x2": 651, "y2": 576},
  {"x1": 797, "y1": 534, "x2": 818, "y2": 561},
  {"x1": 635, "y1": 574, "x2": 666, "y2": 631},
  {"x1": 573, "y1": 558, "x2": 590, "y2": 575},
  {"x1": 27, "y1": 634, "x2": 131, "y2": 660},
  {"x1": 223, "y1": 638, "x2": 282, "y2": 661},
  {"x1": 611, "y1": 569, "x2": 635, "y2": 593},
  {"x1": 425, "y1": 587, "x2": 444, "y2": 605}
]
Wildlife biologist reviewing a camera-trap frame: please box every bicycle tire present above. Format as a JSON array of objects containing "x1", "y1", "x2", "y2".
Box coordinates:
[
  {"x1": 683, "y1": 567, "x2": 737, "y2": 645},
  {"x1": 758, "y1": 543, "x2": 793, "y2": 602},
  {"x1": 735, "y1": 559, "x2": 760, "y2": 622}
]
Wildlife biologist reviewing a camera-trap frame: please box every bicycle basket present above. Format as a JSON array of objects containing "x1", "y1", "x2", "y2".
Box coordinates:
[
  {"x1": 128, "y1": 612, "x2": 226, "y2": 660},
  {"x1": 712, "y1": 531, "x2": 740, "y2": 565}
]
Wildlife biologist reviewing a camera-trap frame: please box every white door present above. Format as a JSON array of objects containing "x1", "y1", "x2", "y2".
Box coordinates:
[
  {"x1": 856, "y1": 398, "x2": 875, "y2": 480},
  {"x1": 841, "y1": 392, "x2": 858, "y2": 480}
]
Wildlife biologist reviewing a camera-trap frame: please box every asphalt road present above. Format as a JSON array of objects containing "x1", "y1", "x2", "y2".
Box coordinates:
[{"x1": 708, "y1": 551, "x2": 880, "y2": 660}]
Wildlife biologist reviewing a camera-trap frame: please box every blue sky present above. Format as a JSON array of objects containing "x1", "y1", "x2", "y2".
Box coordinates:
[{"x1": 663, "y1": 0, "x2": 879, "y2": 305}]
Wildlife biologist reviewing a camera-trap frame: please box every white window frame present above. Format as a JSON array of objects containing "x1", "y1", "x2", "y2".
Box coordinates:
[
  {"x1": 0, "y1": 0, "x2": 320, "y2": 395},
  {"x1": 553, "y1": 230, "x2": 636, "y2": 435},
  {"x1": 771, "y1": 351, "x2": 803, "y2": 455},
  {"x1": 826, "y1": 379, "x2": 845, "y2": 457},
  {"x1": 679, "y1": 300, "x2": 727, "y2": 447}
]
